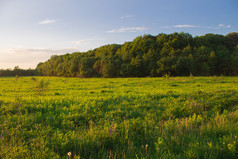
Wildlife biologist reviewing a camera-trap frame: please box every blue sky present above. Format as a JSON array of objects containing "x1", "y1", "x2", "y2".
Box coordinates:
[{"x1": 0, "y1": 0, "x2": 237, "y2": 69}]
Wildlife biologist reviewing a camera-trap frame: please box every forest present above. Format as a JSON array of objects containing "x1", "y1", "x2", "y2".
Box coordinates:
[
  {"x1": 1, "y1": 32, "x2": 238, "y2": 77},
  {"x1": 36, "y1": 32, "x2": 238, "y2": 77}
]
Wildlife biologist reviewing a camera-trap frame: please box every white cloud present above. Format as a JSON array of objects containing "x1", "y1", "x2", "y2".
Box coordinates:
[
  {"x1": 108, "y1": 27, "x2": 149, "y2": 33},
  {"x1": 72, "y1": 40, "x2": 89, "y2": 45},
  {"x1": 38, "y1": 19, "x2": 56, "y2": 24},
  {"x1": 218, "y1": 24, "x2": 231, "y2": 28},
  {"x1": 72, "y1": 37, "x2": 104, "y2": 46},
  {"x1": 120, "y1": 15, "x2": 133, "y2": 19},
  {"x1": 162, "y1": 24, "x2": 200, "y2": 28},
  {"x1": 162, "y1": 24, "x2": 231, "y2": 29},
  {"x1": 173, "y1": 25, "x2": 200, "y2": 28},
  {"x1": 0, "y1": 48, "x2": 79, "y2": 69}
]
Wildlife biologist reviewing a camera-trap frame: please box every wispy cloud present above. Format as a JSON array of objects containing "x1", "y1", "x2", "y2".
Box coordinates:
[
  {"x1": 161, "y1": 24, "x2": 199, "y2": 29},
  {"x1": 38, "y1": 19, "x2": 56, "y2": 24},
  {"x1": 218, "y1": 24, "x2": 231, "y2": 28},
  {"x1": 201, "y1": 24, "x2": 231, "y2": 29},
  {"x1": 162, "y1": 24, "x2": 231, "y2": 29},
  {"x1": 72, "y1": 37, "x2": 104, "y2": 45},
  {"x1": 72, "y1": 40, "x2": 89, "y2": 45},
  {"x1": 120, "y1": 15, "x2": 133, "y2": 19},
  {"x1": 173, "y1": 25, "x2": 200, "y2": 28},
  {"x1": 108, "y1": 27, "x2": 150, "y2": 33}
]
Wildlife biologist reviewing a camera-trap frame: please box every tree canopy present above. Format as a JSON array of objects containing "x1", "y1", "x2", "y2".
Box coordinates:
[
  {"x1": 34, "y1": 32, "x2": 238, "y2": 77},
  {"x1": 0, "y1": 66, "x2": 35, "y2": 76}
]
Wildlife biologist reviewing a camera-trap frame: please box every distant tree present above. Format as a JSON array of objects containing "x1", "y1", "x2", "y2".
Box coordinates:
[
  {"x1": 100, "y1": 58, "x2": 115, "y2": 78},
  {"x1": 226, "y1": 32, "x2": 238, "y2": 50},
  {"x1": 130, "y1": 55, "x2": 145, "y2": 77},
  {"x1": 143, "y1": 50, "x2": 159, "y2": 76},
  {"x1": 93, "y1": 60, "x2": 103, "y2": 76},
  {"x1": 215, "y1": 45, "x2": 230, "y2": 75},
  {"x1": 35, "y1": 32, "x2": 238, "y2": 77},
  {"x1": 120, "y1": 63, "x2": 133, "y2": 77},
  {"x1": 208, "y1": 51, "x2": 217, "y2": 75},
  {"x1": 78, "y1": 57, "x2": 96, "y2": 77},
  {"x1": 230, "y1": 45, "x2": 238, "y2": 75},
  {"x1": 0, "y1": 66, "x2": 35, "y2": 76}
]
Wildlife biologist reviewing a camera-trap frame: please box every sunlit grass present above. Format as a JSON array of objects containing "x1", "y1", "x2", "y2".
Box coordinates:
[{"x1": 0, "y1": 76, "x2": 238, "y2": 158}]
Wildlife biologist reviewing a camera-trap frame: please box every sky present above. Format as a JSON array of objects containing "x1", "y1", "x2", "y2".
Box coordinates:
[{"x1": 0, "y1": 0, "x2": 237, "y2": 69}]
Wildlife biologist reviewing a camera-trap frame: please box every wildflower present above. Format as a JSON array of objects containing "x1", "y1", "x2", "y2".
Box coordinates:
[
  {"x1": 207, "y1": 142, "x2": 212, "y2": 148},
  {"x1": 67, "y1": 152, "x2": 71, "y2": 157},
  {"x1": 227, "y1": 143, "x2": 235, "y2": 152}
]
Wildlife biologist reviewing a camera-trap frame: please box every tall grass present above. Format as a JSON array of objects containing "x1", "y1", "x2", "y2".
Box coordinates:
[{"x1": 0, "y1": 76, "x2": 237, "y2": 158}]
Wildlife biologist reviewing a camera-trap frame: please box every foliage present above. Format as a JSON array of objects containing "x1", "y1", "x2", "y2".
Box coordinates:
[
  {"x1": 36, "y1": 32, "x2": 238, "y2": 77},
  {"x1": 0, "y1": 66, "x2": 36, "y2": 76},
  {"x1": 34, "y1": 79, "x2": 50, "y2": 96},
  {"x1": 0, "y1": 76, "x2": 238, "y2": 158}
]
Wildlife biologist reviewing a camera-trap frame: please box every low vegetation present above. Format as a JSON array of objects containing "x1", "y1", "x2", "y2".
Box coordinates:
[{"x1": 0, "y1": 76, "x2": 237, "y2": 158}]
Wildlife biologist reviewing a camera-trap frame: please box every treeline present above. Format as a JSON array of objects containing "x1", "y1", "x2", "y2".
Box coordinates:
[
  {"x1": 0, "y1": 66, "x2": 36, "y2": 76},
  {"x1": 37, "y1": 32, "x2": 238, "y2": 77}
]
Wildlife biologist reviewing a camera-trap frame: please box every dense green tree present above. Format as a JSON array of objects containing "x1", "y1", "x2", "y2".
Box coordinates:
[
  {"x1": 0, "y1": 67, "x2": 35, "y2": 76},
  {"x1": 130, "y1": 55, "x2": 145, "y2": 77},
  {"x1": 120, "y1": 63, "x2": 133, "y2": 77},
  {"x1": 230, "y1": 45, "x2": 238, "y2": 75},
  {"x1": 143, "y1": 50, "x2": 159, "y2": 76},
  {"x1": 69, "y1": 56, "x2": 80, "y2": 76},
  {"x1": 93, "y1": 60, "x2": 102, "y2": 76},
  {"x1": 208, "y1": 51, "x2": 217, "y2": 75},
  {"x1": 78, "y1": 57, "x2": 96, "y2": 77},
  {"x1": 33, "y1": 32, "x2": 238, "y2": 77},
  {"x1": 226, "y1": 32, "x2": 238, "y2": 50},
  {"x1": 101, "y1": 61, "x2": 116, "y2": 78},
  {"x1": 215, "y1": 45, "x2": 230, "y2": 75}
]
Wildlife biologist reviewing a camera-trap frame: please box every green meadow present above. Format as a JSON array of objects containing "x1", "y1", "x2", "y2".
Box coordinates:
[{"x1": 0, "y1": 76, "x2": 238, "y2": 158}]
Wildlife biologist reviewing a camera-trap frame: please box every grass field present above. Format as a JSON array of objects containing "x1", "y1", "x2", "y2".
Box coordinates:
[{"x1": 0, "y1": 76, "x2": 238, "y2": 158}]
